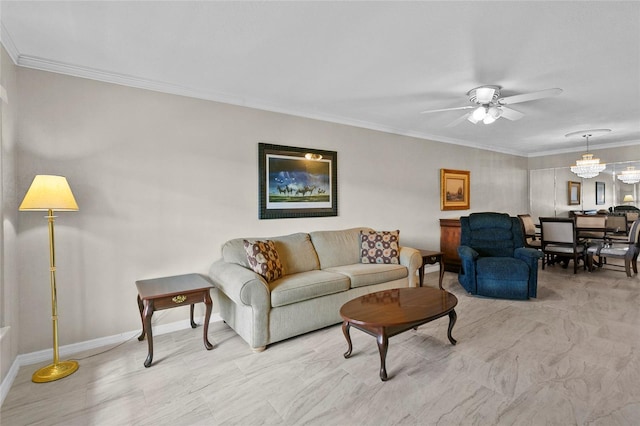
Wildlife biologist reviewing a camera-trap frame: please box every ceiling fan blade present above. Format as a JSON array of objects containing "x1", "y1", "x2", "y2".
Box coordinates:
[
  {"x1": 500, "y1": 106, "x2": 525, "y2": 121},
  {"x1": 420, "y1": 105, "x2": 474, "y2": 114},
  {"x1": 498, "y1": 88, "x2": 563, "y2": 105},
  {"x1": 446, "y1": 112, "x2": 472, "y2": 127}
]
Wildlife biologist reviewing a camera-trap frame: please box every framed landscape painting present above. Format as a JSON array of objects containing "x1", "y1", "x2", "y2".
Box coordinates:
[
  {"x1": 258, "y1": 143, "x2": 337, "y2": 219},
  {"x1": 440, "y1": 169, "x2": 470, "y2": 211}
]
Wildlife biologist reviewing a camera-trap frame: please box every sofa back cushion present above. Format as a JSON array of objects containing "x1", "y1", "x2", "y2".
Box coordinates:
[
  {"x1": 222, "y1": 232, "x2": 319, "y2": 275},
  {"x1": 310, "y1": 227, "x2": 373, "y2": 269}
]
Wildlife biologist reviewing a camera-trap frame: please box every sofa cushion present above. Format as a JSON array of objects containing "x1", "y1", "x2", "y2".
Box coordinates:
[
  {"x1": 223, "y1": 232, "x2": 319, "y2": 275},
  {"x1": 360, "y1": 230, "x2": 400, "y2": 264},
  {"x1": 310, "y1": 227, "x2": 373, "y2": 269},
  {"x1": 270, "y1": 270, "x2": 350, "y2": 308},
  {"x1": 243, "y1": 240, "x2": 284, "y2": 283},
  {"x1": 325, "y1": 263, "x2": 407, "y2": 288}
]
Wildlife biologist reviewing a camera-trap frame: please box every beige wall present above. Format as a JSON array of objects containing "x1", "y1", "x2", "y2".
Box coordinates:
[
  {"x1": 1, "y1": 46, "x2": 19, "y2": 383},
  {"x1": 15, "y1": 67, "x2": 529, "y2": 354}
]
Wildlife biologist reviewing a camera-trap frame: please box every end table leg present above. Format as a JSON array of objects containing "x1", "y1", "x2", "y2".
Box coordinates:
[
  {"x1": 143, "y1": 301, "x2": 154, "y2": 367},
  {"x1": 439, "y1": 258, "x2": 445, "y2": 290},
  {"x1": 342, "y1": 321, "x2": 353, "y2": 358},
  {"x1": 190, "y1": 304, "x2": 197, "y2": 328},
  {"x1": 137, "y1": 295, "x2": 145, "y2": 341},
  {"x1": 377, "y1": 331, "x2": 389, "y2": 381},
  {"x1": 447, "y1": 309, "x2": 457, "y2": 345},
  {"x1": 203, "y1": 291, "x2": 214, "y2": 350},
  {"x1": 418, "y1": 261, "x2": 425, "y2": 287}
]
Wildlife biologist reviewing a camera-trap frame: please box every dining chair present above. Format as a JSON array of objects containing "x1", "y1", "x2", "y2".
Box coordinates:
[
  {"x1": 518, "y1": 214, "x2": 541, "y2": 249},
  {"x1": 539, "y1": 217, "x2": 586, "y2": 274},
  {"x1": 574, "y1": 214, "x2": 606, "y2": 241},
  {"x1": 587, "y1": 219, "x2": 640, "y2": 277},
  {"x1": 605, "y1": 214, "x2": 629, "y2": 242}
]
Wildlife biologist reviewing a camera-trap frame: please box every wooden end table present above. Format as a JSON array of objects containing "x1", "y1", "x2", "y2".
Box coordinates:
[
  {"x1": 340, "y1": 287, "x2": 457, "y2": 381},
  {"x1": 136, "y1": 273, "x2": 214, "y2": 367},
  {"x1": 417, "y1": 249, "x2": 445, "y2": 289}
]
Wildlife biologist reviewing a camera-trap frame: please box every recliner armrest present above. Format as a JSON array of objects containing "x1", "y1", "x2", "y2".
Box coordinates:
[
  {"x1": 514, "y1": 247, "x2": 543, "y2": 260},
  {"x1": 457, "y1": 245, "x2": 479, "y2": 260}
]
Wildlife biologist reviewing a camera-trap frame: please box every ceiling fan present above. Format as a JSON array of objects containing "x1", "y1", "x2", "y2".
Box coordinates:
[{"x1": 420, "y1": 86, "x2": 563, "y2": 126}]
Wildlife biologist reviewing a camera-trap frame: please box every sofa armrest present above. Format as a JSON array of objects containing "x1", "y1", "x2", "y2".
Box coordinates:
[
  {"x1": 208, "y1": 259, "x2": 271, "y2": 309},
  {"x1": 399, "y1": 246, "x2": 422, "y2": 287}
]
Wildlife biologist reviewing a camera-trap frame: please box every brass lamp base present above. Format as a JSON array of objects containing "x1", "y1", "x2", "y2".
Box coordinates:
[{"x1": 32, "y1": 360, "x2": 79, "y2": 383}]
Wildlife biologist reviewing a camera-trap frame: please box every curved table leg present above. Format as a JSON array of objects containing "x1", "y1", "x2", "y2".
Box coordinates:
[
  {"x1": 143, "y1": 300, "x2": 154, "y2": 367},
  {"x1": 377, "y1": 331, "x2": 389, "y2": 381},
  {"x1": 447, "y1": 309, "x2": 457, "y2": 345},
  {"x1": 342, "y1": 321, "x2": 353, "y2": 358},
  {"x1": 137, "y1": 295, "x2": 145, "y2": 341},
  {"x1": 203, "y1": 291, "x2": 213, "y2": 350},
  {"x1": 190, "y1": 304, "x2": 197, "y2": 328}
]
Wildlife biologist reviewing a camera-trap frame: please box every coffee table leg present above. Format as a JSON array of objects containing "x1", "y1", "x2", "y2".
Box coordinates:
[
  {"x1": 143, "y1": 300, "x2": 154, "y2": 367},
  {"x1": 342, "y1": 321, "x2": 353, "y2": 358},
  {"x1": 203, "y1": 291, "x2": 214, "y2": 350},
  {"x1": 377, "y1": 331, "x2": 389, "y2": 381},
  {"x1": 447, "y1": 309, "x2": 457, "y2": 345},
  {"x1": 137, "y1": 295, "x2": 145, "y2": 341}
]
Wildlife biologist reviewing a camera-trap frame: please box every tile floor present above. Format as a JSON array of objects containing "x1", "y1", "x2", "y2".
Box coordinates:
[{"x1": 2, "y1": 261, "x2": 639, "y2": 425}]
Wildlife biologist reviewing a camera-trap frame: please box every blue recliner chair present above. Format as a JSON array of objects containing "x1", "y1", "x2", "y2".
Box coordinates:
[{"x1": 457, "y1": 212, "x2": 542, "y2": 300}]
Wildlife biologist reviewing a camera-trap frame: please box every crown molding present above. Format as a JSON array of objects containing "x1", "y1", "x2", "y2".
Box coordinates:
[
  {"x1": 9, "y1": 53, "x2": 639, "y2": 159},
  {"x1": 0, "y1": 22, "x2": 19, "y2": 64},
  {"x1": 14, "y1": 53, "x2": 529, "y2": 156},
  {"x1": 527, "y1": 139, "x2": 640, "y2": 158}
]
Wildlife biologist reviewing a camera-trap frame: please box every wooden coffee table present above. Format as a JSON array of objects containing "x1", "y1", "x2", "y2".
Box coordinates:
[{"x1": 340, "y1": 287, "x2": 458, "y2": 381}]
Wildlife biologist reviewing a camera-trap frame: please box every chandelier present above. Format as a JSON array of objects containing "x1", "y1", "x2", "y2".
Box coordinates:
[
  {"x1": 617, "y1": 166, "x2": 640, "y2": 184},
  {"x1": 566, "y1": 130, "x2": 609, "y2": 179}
]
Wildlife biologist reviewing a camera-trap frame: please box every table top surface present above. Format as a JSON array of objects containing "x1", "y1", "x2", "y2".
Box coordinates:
[
  {"x1": 136, "y1": 273, "x2": 213, "y2": 299},
  {"x1": 417, "y1": 249, "x2": 444, "y2": 257},
  {"x1": 340, "y1": 287, "x2": 457, "y2": 327}
]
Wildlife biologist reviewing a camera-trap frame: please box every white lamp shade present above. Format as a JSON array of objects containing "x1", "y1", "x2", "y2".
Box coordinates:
[
  {"x1": 623, "y1": 195, "x2": 634, "y2": 203},
  {"x1": 19, "y1": 175, "x2": 79, "y2": 211}
]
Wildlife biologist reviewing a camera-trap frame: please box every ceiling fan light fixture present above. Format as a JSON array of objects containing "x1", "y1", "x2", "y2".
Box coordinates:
[
  {"x1": 472, "y1": 106, "x2": 487, "y2": 121},
  {"x1": 475, "y1": 87, "x2": 496, "y2": 104},
  {"x1": 483, "y1": 114, "x2": 496, "y2": 124}
]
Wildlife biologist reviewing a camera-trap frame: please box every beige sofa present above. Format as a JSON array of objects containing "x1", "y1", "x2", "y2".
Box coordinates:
[{"x1": 208, "y1": 227, "x2": 422, "y2": 351}]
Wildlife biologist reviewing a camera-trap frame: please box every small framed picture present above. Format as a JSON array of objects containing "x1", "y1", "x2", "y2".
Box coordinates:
[
  {"x1": 568, "y1": 181, "x2": 581, "y2": 205},
  {"x1": 595, "y1": 181, "x2": 605, "y2": 205},
  {"x1": 440, "y1": 169, "x2": 470, "y2": 211}
]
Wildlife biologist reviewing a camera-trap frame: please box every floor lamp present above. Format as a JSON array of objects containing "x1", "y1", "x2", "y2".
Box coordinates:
[{"x1": 19, "y1": 175, "x2": 79, "y2": 383}]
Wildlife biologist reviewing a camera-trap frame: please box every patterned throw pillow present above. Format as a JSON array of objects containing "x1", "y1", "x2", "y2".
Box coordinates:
[
  {"x1": 360, "y1": 230, "x2": 400, "y2": 264},
  {"x1": 243, "y1": 240, "x2": 284, "y2": 283}
]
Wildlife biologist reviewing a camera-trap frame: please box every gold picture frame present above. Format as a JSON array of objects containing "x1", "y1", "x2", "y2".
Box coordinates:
[
  {"x1": 440, "y1": 169, "x2": 470, "y2": 211},
  {"x1": 568, "y1": 181, "x2": 581, "y2": 205}
]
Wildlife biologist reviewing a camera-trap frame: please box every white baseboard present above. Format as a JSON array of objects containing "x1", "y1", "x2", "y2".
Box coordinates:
[
  {"x1": 0, "y1": 313, "x2": 222, "y2": 407},
  {"x1": 0, "y1": 356, "x2": 19, "y2": 408}
]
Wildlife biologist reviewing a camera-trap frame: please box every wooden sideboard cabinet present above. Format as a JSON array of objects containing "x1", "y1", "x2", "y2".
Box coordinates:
[{"x1": 439, "y1": 218, "x2": 461, "y2": 273}]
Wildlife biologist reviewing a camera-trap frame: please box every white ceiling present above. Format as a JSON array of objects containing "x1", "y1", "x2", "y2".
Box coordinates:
[{"x1": 2, "y1": 1, "x2": 639, "y2": 157}]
